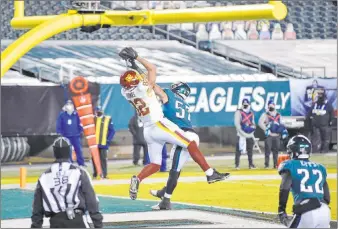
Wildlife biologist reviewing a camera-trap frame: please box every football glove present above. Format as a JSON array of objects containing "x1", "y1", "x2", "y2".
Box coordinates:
[
  {"x1": 119, "y1": 47, "x2": 138, "y2": 61},
  {"x1": 278, "y1": 211, "x2": 289, "y2": 227}
]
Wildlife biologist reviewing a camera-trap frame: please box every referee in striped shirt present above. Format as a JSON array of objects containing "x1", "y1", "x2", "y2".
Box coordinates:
[{"x1": 31, "y1": 137, "x2": 103, "y2": 228}]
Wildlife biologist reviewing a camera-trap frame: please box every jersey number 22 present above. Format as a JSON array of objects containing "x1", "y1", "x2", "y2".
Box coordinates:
[{"x1": 297, "y1": 169, "x2": 324, "y2": 194}]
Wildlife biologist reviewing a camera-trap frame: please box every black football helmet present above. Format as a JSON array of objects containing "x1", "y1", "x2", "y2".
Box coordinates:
[{"x1": 286, "y1": 135, "x2": 312, "y2": 159}]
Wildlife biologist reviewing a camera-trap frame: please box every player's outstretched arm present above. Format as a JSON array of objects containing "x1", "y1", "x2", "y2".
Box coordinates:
[
  {"x1": 153, "y1": 84, "x2": 168, "y2": 104},
  {"x1": 278, "y1": 171, "x2": 292, "y2": 226},
  {"x1": 119, "y1": 47, "x2": 156, "y2": 88},
  {"x1": 136, "y1": 56, "x2": 157, "y2": 89}
]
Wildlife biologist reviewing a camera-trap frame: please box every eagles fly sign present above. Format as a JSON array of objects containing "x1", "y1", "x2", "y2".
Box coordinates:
[{"x1": 101, "y1": 81, "x2": 291, "y2": 130}]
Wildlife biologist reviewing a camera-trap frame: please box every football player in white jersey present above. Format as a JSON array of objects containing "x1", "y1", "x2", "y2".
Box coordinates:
[{"x1": 119, "y1": 47, "x2": 228, "y2": 200}]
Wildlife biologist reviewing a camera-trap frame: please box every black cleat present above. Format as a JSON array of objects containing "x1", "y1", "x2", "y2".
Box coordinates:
[
  {"x1": 150, "y1": 186, "x2": 166, "y2": 199},
  {"x1": 151, "y1": 197, "x2": 172, "y2": 210},
  {"x1": 207, "y1": 169, "x2": 230, "y2": 184},
  {"x1": 129, "y1": 175, "x2": 140, "y2": 200}
]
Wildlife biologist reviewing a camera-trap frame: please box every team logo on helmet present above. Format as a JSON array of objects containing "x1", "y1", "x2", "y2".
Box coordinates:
[
  {"x1": 120, "y1": 70, "x2": 141, "y2": 89},
  {"x1": 170, "y1": 81, "x2": 191, "y2": 100},
  {"x1": 287, "y1": 135, "x2": 312, "y2": 159}
]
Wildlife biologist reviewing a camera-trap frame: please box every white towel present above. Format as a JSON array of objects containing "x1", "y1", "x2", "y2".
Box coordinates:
[{"x1": 239, "y1": 136, "x2": 247, "y2": 155}]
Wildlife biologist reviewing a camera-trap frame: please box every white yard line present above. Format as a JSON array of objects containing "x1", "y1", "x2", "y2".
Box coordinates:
[
  {"x1": 0, "y1": 209, "x2": 284, "y2": 228},
  {"x1": 2, "y1": 174, "x2": 336, "y2": 190},
  {"x1": 2, "y1": 153, "x2": 336, "y2": 172}
]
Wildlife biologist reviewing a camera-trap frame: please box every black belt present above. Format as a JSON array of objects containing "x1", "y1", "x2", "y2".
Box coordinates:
[
  {"x1": 293, "y1": 198, "x2": 323, "y2": 215},
  {"x1": 47, "y1": 209, "x2": 84, "y2": 218}
]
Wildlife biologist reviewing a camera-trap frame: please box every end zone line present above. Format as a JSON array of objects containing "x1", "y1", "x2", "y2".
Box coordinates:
[
  {"x1": 97, "y1": 193, "x2": 337, "y2": 224},
  {"x1": 96, "y1": 193, "x2": 279, "y2": 216}
]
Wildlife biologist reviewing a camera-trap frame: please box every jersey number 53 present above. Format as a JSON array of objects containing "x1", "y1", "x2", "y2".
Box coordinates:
[{"x1": 130, "y1": 98, "x2": 150, "y2": 116}]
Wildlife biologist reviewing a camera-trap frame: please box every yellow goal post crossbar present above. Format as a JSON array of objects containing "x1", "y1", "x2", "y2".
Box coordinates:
[{"x1": 0, "y1": 0, "x2": 287, "y2": 77}]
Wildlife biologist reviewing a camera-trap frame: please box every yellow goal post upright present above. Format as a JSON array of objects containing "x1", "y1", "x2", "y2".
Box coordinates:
[{"x1": 0, "y1": 0, "x2": 287, "y2": 78}]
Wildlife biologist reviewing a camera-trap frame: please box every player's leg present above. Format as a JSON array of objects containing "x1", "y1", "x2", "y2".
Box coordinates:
[
  {"x1": 136, "y1": 142, "x2": 162, "y2": 182},
  {"x1": 150, "y1": 131, "x2": 199, "y2": 200},
  {"x1": 316, "y1": 203, "x2": 331, "y2": 228},
  {"x1": 129, "y1": 132, "x2": 163, "y2": 200},
  {"x1": 164, "y1": 131, "x2": 198, "y2": 197},
  {"x1": 151, "y1": 145, "x2": 189, "y2": 210},
  {"x1": 294, "y1": 210, "x2": 316, "y2": 228},
  {"x1": 288, "y1": 214, "x2": 302, "y2": 228},
  {"x1": 150, "y1": 144, "x2": 183, "y2": 200},
  {"x1": 151, "y1": 132, "x2": 203, "y2": 210},
  {"x1": 156, "y1": 119, "x2": 229, "y2": 183}
]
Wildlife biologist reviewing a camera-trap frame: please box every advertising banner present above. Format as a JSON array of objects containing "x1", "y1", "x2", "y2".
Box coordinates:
[
  {"x1": 101, "y1": 81, "x2": 291, "y2": 130},
  {"x1": 289, "y1": 78, "x2": 337, "y2": 116}
]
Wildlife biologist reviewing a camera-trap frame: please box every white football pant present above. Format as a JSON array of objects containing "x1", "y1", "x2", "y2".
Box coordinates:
[
  {"x1": 289, "y1": 203, "x2": 331, "y2": 228},
  {"x1": 170, "y1": 130, "x2": 200, "y2": 172},
  {"x1": 143, "y1": 117, "x2": 192, "y2": 165}
]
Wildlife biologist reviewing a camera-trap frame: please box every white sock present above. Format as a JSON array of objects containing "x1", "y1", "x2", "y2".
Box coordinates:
[
  {"x1": 205, "y1": 168, "x2": 214, "y2": 176},
  {"x1": 164, "y1": 193, "x2": 171, "y2": 199}
]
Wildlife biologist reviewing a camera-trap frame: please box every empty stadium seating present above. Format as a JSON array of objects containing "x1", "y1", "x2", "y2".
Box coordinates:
[
  {"x1": 1, "y1": 40, "x2": 262, "y2": 79},
  {"x1": 1, "y1": 0, "x2": 336, "y2": 41}
]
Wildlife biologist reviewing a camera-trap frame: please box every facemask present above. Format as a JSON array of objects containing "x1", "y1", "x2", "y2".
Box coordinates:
[
  {"x1": 243, "y1": 105, "x2": 249, "y2": 109},
  {"x1": 269, "y1": 107, "x2": 275, "y2": 112},
  {"x1": 65, "y1": 104, "x2": 74, "y2": 115}
]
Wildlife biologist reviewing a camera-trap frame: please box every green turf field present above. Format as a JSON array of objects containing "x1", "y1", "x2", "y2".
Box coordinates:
[{"x1": 2, "y1": 154, "x2": 337, "y2": 220}]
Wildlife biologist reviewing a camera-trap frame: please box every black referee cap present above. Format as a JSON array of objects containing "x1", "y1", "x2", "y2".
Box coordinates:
[{"x1": 53, "y1": 137, "x2": 72, "y2": 159}]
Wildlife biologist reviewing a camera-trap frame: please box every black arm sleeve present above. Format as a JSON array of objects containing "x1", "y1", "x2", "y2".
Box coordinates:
[
  {"x1": 323, "y1": 181, "x2": 330, "y2": 205},
  {"x1": 278, "y1": 171, "x2": 292, "y2": 213},
  {"x1": 31, "y1": 181, "x2": 44, "y2": 228},
  {"x1": 80, "y1": 170, "x2": 103, "y2": 228}
]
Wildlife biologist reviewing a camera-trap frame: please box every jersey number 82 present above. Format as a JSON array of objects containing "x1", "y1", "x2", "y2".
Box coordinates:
[{"x1": 130, "y1": 98, "x2": 150, "y2": 116}]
